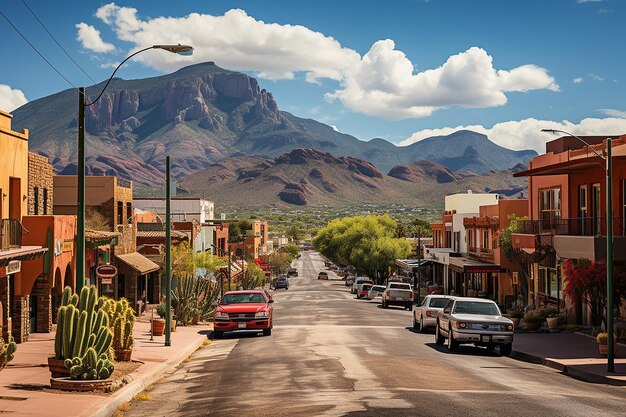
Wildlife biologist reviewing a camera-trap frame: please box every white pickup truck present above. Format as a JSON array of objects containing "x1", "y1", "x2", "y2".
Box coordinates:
[{"x1": 381, "y1": 282, "x2": 414, "y2": 310}]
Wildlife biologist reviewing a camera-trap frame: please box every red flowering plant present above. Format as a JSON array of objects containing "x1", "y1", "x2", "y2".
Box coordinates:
[{"x1": 563, "y1": 258, "x2": 626, "y2": 327}]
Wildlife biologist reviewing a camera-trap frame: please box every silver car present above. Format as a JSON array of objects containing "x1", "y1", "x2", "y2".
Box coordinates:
[
  {"x1": 413, "y1": 295, "x2": 452, "y2": 332},
  {"x1": 435, "y1": 297, "x2": 514, "y2": 356},
  {"x1": 366, "y1": 285, "x2": 386, "y2": 300}
]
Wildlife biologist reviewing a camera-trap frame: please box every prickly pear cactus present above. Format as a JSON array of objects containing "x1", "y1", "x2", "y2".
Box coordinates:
[{"x1": 0, "y1": 337, "x2": 17, "y2": 370}]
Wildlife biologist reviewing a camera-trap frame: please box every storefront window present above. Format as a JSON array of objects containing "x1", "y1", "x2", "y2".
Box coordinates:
[{"x1": 539, "y1": 188, "x2": 561, "y2": 229}]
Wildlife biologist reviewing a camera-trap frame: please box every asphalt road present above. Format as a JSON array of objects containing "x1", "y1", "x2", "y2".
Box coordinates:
[{"x1": 124, "y1": 251, "x2": 626, "y2": 417}]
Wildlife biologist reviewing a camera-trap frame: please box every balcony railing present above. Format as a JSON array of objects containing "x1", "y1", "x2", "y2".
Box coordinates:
[
  {"x1": 516, "y1": 217, "x2": 624, "y2": 237},
  {"x1": 468, "y1": 246, "x2": 494, "y2": 258},
  {"x1": 0, "y1": 218, "x2": 23, "y2": 251}
]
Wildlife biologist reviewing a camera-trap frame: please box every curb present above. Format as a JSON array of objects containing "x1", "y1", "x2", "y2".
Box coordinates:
[
  {"x1": 511, "y1": 350, "x2": 626, "y2": 386},
  {"x1": 87, "y1": 332, "x2": 209, "y2": 417}
]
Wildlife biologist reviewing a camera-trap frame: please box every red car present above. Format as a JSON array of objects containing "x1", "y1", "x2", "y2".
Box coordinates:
[{"x1": 213, "y1": 290, "x2": 274, "y2": 338}]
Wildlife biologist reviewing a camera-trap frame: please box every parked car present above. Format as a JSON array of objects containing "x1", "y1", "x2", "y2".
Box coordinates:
[
  {"x1": 275, "y1": 275, "x2": 289, "y2": 290},
  {"x1": 345, "y1": 276, "x2": 355, "y2": 287},
  {"x1": 366, "y1": 285, "x2": 386, "y2": 300},
  {"x1": 413, "y1": 295, "x2": 452, "y2": 331},
  {"x1": 435, "y1": 297, "x2": 514, "y2": 356},
  {"x1": 318, "y1": 271, "x2": 329, "y2": 280},
  {"x1": 213, "y1": 290, "x2": 274, "y2": 338},
  {"x1": 357, "y1": 283, "x2": 373, "y2": 299},
  {"x1": 352, "y1": 277, "x2": 373, "y2": 294},
  {"x1": 287, "y1": 268, "x2": 298, "y2": 277},
  {"x1": 382, "y1": 282, "x2": 414, "y2": 310}
]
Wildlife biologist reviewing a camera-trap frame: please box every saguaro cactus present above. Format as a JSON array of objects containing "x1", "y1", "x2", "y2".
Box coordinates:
[
  {"x1": 112, "y1": 299, "x2": 135, "y2": 351},
  {"x1": 0, "y1": 337, "x2": 17, "y2": 371}
]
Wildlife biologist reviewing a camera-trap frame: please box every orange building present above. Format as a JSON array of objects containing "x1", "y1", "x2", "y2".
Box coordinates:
[{"x1": 512, "y1": 134, "x2": 626, "y2": 324}]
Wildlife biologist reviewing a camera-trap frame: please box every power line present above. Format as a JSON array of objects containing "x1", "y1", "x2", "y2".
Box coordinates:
[
  {"x1": 0, "y1": 8, "x2": 77, "y2": 89},
  {"x1": 19, "y1": 0, "x2": 96, "y2": 85}
]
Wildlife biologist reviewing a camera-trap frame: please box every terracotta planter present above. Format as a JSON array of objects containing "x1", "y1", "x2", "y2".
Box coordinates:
[
  {"x1": 48, "y1": 357, "x2": 70, "y2": 378},
  {"x1": 114, "y1": 349, "x2": 132, "y2": 362},
  {"x1": 546, "y1": 316, "x2": 559, "y2": 330},
  {"x1": 50, "y1": 377, "x2": 113, "y2": 392},
  {"x1": 510, "y1": 318, "x2": 520, "y2": 330},
  {"x1": 525, "y1": 321, "x2": 543, "y2": 331},
  {"x1": 599, "y1": 343, "x2": 608, "y2": 356},
  {"x1": 151, "y1": 319, "x2": 165, "y2": 336}
]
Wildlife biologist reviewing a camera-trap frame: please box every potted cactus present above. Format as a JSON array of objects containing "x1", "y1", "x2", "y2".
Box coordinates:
[
  {"x1": 111, "y1": 299, "x2": 135, "y2": 361},
  {"x1": 152, "y1": 303, "x2": 167, "y2": 336},
  {"x1": 597, "y1": 332, "x2": 609, "y2": 356},
  {"x1": 540, "y1": 306, "x2": 560, "y2": 330},
  {"x1": 523, "y1": 310, "x2": 544, "y2": 331},
  {"x1": 0, "y1": 337, "x2": 17, "y2": 372},
  {"x1": 49, "y1": 347, "x2": 115, "y2": 392},
  {"x1": 49, "y1": 286, "x2": 113, "y2": 378},
  {"x1": 506, "y1": 306, "x2": 524, "y2": 330}
]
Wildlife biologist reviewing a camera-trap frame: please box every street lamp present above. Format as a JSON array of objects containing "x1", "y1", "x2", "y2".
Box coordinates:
[
  {"x1": 75, "y1": 44, "x2": 193, "y2": 294},
  {"x1": 541, "y1": 128, "x2": 615, "y2": 372}
]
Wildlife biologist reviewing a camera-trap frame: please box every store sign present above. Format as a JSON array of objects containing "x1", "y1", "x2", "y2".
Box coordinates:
[
  {"x1": 0, "y1": 261, "x2": 21, "y2": 276},
  {"x1": 62, "y1": 239, "x2": 73, "y2": 253},
  {"x1": 96, "y1": 264, "x2": 117, "y2": 279}
]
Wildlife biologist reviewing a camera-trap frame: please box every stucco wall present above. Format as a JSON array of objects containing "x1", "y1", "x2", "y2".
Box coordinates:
[{"x1": 0, "y1": 110, "x2": 29, "y2": 220}]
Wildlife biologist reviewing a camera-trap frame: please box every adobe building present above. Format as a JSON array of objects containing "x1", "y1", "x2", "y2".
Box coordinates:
[
  {"x1": 512, "y1": 134, "x2": 626, "y2": 324},
  {"x1": 0, "y1": 109, "x2": 47, "y2": 342},
  {"x1": 54, "y1": 176, "x2": 159, "y2": 311}
]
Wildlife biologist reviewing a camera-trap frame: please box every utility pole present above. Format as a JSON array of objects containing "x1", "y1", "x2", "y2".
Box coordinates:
[
  {"x1": 76, "y1": 87, "x2": 86, "y2": 292},
  {"x1": 606, "y1": 138, "x2": 614, "y2": 372},
  {"x1": 165, "y1": 156, "x2": 171, "y2": 347}
]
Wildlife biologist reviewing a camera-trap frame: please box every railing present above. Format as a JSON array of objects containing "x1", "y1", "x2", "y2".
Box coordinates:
[
  {"x1": 0, "y1": 218, "x2": 23, "y2": 251},
  {"x1": 516, "y1": 217, "x2": 624, "y2": 237},
  {"x1": 467, "y1": 246, "x2": 494, "y2": 259}
]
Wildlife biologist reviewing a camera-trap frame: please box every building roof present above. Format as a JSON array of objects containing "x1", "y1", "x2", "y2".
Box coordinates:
[
  {"x1": 115, "y1": 252, "x2": 160, "y2": 275},
  {"x1": 0, "y1": 246, "x2": 48, "y2": 267},
  {"x1": 136, "y1": 230, "x2": 188, "y2": 239},
  {"x1": 448, "y1": 256, "x2": 502, "y2": 273}
]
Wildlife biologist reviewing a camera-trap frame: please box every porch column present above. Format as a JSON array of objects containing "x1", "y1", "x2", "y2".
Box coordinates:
[{"x1": 0, "y1": 276, "x2": 11, "y2": 341}]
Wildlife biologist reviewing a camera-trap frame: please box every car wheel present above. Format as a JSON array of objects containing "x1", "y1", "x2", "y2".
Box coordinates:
[
  {"x1": 383, "y1": 301, "x2": 388, "y2": 308},
  {"x1": 263, "y1": 328, "x2": 272, "y2": 336},
  {"x1": 447, "y1": 326, "x2": 459, "y2": 352},
  {"x1": 412, "y1": 315, "x2": 419, "y2": 330},
  {"x1": 213, "y1": 331, "x2": 223, "y2": 339},
  {"x1": 500, "y1": 343, "x2": 513, "y2": 357},
  {"x1": 435, "y1": 322, "x2": 445, "y2": 345}
]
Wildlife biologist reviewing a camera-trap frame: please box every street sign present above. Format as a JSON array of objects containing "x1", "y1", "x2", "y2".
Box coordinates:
[
  {"x1": 0, "y1": 260, "x2": 21, "y2": 276},
  {"x1": 95, "y1": 264, "x2": 117, "y2": 279}
]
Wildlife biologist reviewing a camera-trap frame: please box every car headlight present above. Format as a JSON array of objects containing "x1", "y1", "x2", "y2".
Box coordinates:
[
  {"x1": 215, "y1": 311, "x2": 229, "y2": 319},
  {"x1": 454, "y1": 322, "x2": 467, "y2": 329},
  {"x1": 501, "y1": 324, "x2": 513, "y2": 331},
  {"x1": 255, "y1": 311, "x2": 270, "y2": 318}
]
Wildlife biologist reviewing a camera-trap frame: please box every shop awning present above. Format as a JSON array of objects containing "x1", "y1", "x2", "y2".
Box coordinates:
[
  {"x1": 115, "y1": 252, "x2": 160, "y2": 275},
  {"x1": 85, "y1": 229, "x2": 119, "y2": 248},
  {"x1": 0, "y1": 246, "x2": 48, "y2": 267},
  {"x1": 448, "y1": 256, "x2": 504, "y2": 274},
  {"x1": 395, "y1": 259, "x2": 432, "y2": 271}
]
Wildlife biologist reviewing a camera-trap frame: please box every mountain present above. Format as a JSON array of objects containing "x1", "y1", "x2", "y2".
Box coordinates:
[
  {"x1": 177, "y1": 148, "x2": 527, "y2": 208},
  {"x1": 388, "y1": 160, "x2": 463, "y2": 183},
  {"x1": 11, "y1": 62, "x2": 536, "y2": 188}
]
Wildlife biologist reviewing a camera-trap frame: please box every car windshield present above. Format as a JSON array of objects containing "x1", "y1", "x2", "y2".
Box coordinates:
[
  {"x1": 429, "y1": 297, "x2": 450, "y2": 308},
  {"x1": 389, "y1": 283, "x2": 410, "y2": 289},
  {"x1": 372, "y1": 286, "x2": 385, "y2": 291},
  {"x1": 362, "y1": 284, "x2": 372, "y2": 290},
  {"x1": 221, "y1": 293, "x2": 266, "y2": 304},
  {"x1": 453, "y1": 301, "x2": 500, "y2": 315},
  {"x1": 319, "y1": 272, "x2": 327, "y2": 275}
]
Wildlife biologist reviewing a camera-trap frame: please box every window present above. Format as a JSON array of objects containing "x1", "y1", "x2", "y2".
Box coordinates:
[
  {"x1": 33, "y1": 186, "x2": 39, "y2": 215},
  {"x1": 539, "y1": 188, "x2": 561, "y2": 230},
  {"x1": 538, "y1": 266, "x2": 562, "y2": 299},
  {"x1": 591, "y1": 183, "x2": 601, "y2": 235},
  {"x1": 126, "y1": 202, "x2": 132, "y2": 224},
  {"x1": 117, "y1": 201, "x2": 123, "y2": 225},
  {"x1": 43, "y1": 188, "x2": 48, "y2": 215},
  {"x1": 579, "y1": 185, "x2": 587, "y2": 234},
  {"x1": 467, "y1": 229, "x2": 473, "y2": 249},
  {"x1": 482, "y1": 230, "x2": 489, "y2": 250}
]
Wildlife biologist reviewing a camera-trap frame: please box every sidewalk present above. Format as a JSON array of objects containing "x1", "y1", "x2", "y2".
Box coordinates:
[
  {"x1": 512, "y1": 332, "x2": 626, "y2": 386},
  {"x1": 0, "y1": 319, "x2": 211, "y2": 417}
]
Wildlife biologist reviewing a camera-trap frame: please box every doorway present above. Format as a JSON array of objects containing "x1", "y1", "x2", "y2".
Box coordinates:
[{"x1": 9, "y1": 178, "x2": 21, "y2": 219}]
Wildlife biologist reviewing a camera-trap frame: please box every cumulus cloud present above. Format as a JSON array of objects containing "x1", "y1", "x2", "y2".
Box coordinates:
[
  {"x1": 0, "y1": 84, "x2": 28, "y2": 112},
  {"x1": 325, "y1": 42, "x2": 558, "y2": 119},
  {"x1": 90, "y1": 3, "x2": 558, "y2": 120},
  {"x1": 599, "y1": 108, "x2": 626, "y2": 118},
  {"x1": 573, "y1": 77, "x2": 584, "y2": 83},
  {"x1": 399, "y1": 117, "x2": 626, "y2": 153},
  {"x1": 75, "y1": 22, "x2": 115, "y2": 53},
  {"x1": 577, "y1": 0, "x2": 602, "y2": 3}
]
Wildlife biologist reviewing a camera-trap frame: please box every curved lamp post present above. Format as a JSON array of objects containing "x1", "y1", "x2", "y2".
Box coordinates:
[
  {"x1": 76, "y1": 44, "x2": 193, "y2": 345},
  {"x1": 541, "y1": 128, "x2": 614, "y2": 372}
]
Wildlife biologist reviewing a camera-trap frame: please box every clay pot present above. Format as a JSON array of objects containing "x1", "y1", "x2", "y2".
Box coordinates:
[
  {"x1": 50, "y1": 377, "x2": 113, "y2": 392},
  {"x1": 525, "y1": 321, "x2": 543, "y2": 331},
  {"x1": 151, "y1": 319, "x2": 165, "y2": 336},
  {"x1": 510, "y1": 318, "x2": 520, "y2": 330},
  {"x1": 48, "y1": 357, "x2": 70, "y2": 378},
  {"x1": 599, "y1": 344, "x2": 608, "y2": 356},
  {"x1": 546, "y1": 316, "x2": 559, "y2": 330},
  {"x1": 114, "y1": 349, "x2": 132, "y2": 362}
]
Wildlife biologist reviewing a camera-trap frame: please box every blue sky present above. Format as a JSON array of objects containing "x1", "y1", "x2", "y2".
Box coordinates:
[{"x1": 1, "y1": 0, "x2": 626, "y2": 152}]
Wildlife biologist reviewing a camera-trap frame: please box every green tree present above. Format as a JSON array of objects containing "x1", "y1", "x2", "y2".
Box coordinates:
[
  {"x1": 269, "y1": 252, "x2": 293, "y2": 275},
  {"x1": 241, "y1": 263, "x2": 267, "y2": 290},
  {"x1": 313, "y1": 215, "x2": 412, "y2": 284},
  {"x1": 228, "y1": 220, "x2": 252, "y2": 242},
  {"x1": 286, "y1": 225, "x2": 304, "y2": 242},
  {"x1": 281, "y1": 244, "x2": 301, "y2": 259},
  {"x1": 499, "y1": 214, "x2": 527, "y2": 262}
]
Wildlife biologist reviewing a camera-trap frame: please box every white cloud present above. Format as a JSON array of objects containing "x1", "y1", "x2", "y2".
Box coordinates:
[
  {"x1": 91, "y1": 4, "x2": 558, "y2": 120},
  {"x1": 573, "y1": 77, "x2": 584, "y2": 83},
  {"x1": 0, "y1": 84, "x2": 28, "y2": 112},
  {"x1": 75, "y1": 22, "x2": 115, "y2": 53},
  {"x1": 399, "y1": 117, "x2": 626, "y2": 153},
  {"x1": 99, "y1": 61, "x2": 121, "y2": 69},
  {"x1": 589, "y1": 73, "x2": 604, "y2": 81},
  {"x1": 577, "y1": 0, "x2": 602, "y2": 3},
  {"x1": 326, "y1": 42, "x2": 558, "y2": 119},
  {"x1": 599, "y1": 108, "x2": 626, "y2": 118}
]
